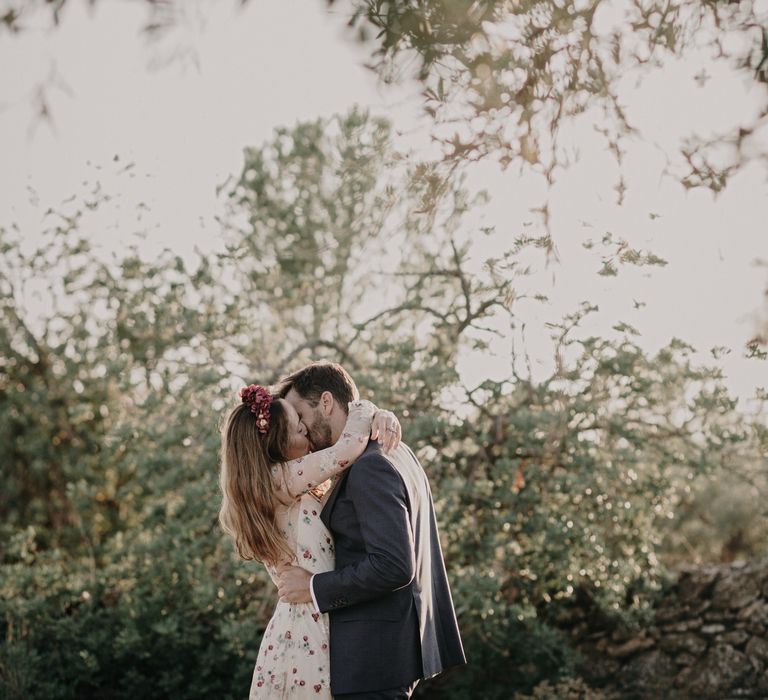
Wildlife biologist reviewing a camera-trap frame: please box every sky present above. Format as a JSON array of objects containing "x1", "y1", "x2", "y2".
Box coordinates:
[{"x1": 1, "y1": 0, "x2": 766, "y2": 413}]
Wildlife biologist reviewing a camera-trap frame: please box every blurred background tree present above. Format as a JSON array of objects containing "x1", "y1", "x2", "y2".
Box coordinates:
[
  {"x1": 5, "y1": 0, "x2": 767, "y2": 215},
  {"x1": 329, "y1": 0, "x2": 768, "y2": 182},
  {"x1": 4, "y1": 0, "x2": 765, "y2": 367},
  {"x1": 2, "y1": 107, "x2": 766, "y2": 698}
]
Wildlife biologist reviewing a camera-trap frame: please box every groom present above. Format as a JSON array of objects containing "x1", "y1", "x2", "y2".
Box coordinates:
[{"x1": 276, "y1": 361, "x2": 466, "y2": 699}]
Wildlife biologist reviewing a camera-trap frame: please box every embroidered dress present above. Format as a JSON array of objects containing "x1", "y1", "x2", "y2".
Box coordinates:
[{"x1": 249, "y1": 400, "x2": 376, "y2": 699}]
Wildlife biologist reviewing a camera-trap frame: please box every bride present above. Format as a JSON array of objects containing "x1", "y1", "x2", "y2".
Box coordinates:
[{"x1": 218, "y1": 383, "x2": 400, "y2": 698}]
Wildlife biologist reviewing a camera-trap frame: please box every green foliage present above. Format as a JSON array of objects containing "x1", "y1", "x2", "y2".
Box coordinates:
[
  {"x1": 1, "y1": 526, "x2": 270, "y2": 699},
  {"x1": 1, "y1": 109, "x2": 765, "y2": 698},
  {"x1": 330, "y1": 0, "x2": 767, "y2": 196}
]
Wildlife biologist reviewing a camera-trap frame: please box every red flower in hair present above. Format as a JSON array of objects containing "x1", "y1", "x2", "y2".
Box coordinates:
[{"x1": 239, "y1": 384, "x2": 273, "y2": 434}]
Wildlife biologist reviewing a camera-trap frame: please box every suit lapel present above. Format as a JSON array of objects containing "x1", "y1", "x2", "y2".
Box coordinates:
[
  {"x1": 320, "y1": 440, "x2": 380, "y2": 528},
  {"x1": 320, "y1": 468, "x2": 350, "y2": 528}
]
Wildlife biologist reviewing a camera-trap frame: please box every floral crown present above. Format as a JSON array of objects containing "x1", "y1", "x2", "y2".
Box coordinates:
[{"x1": 239, "y1": 384, "x2": 273, "y2": 434}]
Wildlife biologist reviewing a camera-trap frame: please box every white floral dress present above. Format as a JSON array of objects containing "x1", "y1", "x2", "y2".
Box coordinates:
[{"x1": 249, "y1": 400, "x2": 376, "y2": 699}]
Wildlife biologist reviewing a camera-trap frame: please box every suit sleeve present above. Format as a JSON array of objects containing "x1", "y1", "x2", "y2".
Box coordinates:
[{"x1": 311, "y1": 454, "x2": 415, "y2": 612}]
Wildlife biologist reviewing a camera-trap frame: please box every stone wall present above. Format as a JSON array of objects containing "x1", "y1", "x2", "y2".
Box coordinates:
[{"x1": 563, "y1": 557, "x2": 768, "y2": 698}]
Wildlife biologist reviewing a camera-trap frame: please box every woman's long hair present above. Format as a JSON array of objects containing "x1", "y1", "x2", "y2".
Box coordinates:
[{"x1": 218, "y1": 397, "x2": 295, "y2": 567}]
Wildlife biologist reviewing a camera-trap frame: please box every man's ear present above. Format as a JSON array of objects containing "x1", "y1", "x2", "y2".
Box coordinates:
[{"x1": 319, "y1": 391, "x2": 335, "y2": 416}]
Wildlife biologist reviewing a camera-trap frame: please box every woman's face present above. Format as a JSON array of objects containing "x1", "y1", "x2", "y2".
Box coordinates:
[{"x1": 279, "y1": 399, "x2": 311, "y2": 460}]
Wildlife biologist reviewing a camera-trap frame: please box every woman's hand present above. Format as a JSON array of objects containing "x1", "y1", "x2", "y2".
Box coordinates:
[{"x1": 371, "y1": 408, "x2": 402, "y2": 453}]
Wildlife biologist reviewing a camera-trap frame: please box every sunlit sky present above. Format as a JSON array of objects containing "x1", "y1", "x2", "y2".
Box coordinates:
[{"x1": 1, "y1": 0, "x2": 766, "y2": 411}]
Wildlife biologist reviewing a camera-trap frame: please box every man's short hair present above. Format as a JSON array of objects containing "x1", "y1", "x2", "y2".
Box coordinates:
[{"x1": 277, "y1": 361, "x2": 359, "y2": 410}]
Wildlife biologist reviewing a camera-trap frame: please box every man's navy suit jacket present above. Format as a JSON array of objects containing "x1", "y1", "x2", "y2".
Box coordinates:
[{"x1": 312, "y1": 440, "x2": 466, "y2": 695}]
